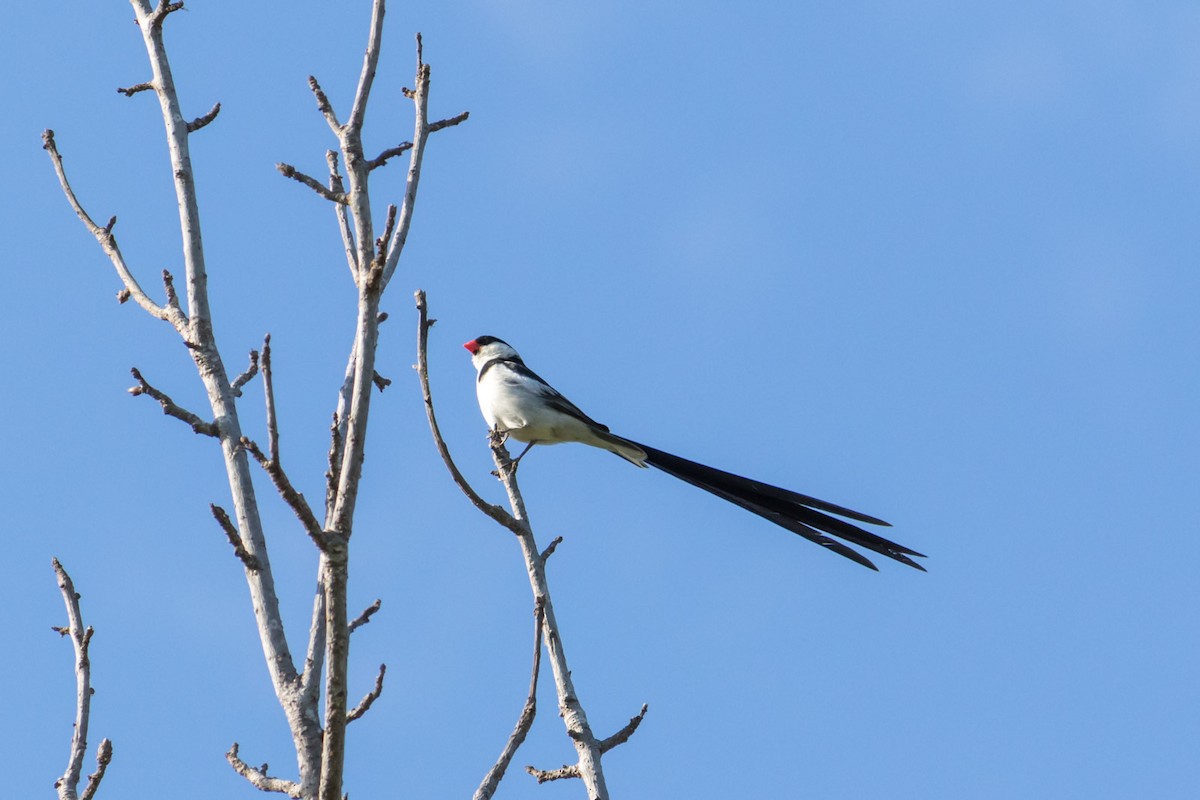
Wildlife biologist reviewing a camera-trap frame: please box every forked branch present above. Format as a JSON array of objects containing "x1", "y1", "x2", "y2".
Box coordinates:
[
  {"x1": 417, "y1": 291, "x2": 637, "y2": 799},
  {"x1": 41, "y1": 130, "x2": 183, "y2": 328},
  {"x1": 52, "y1": 559, "x2": 113, "y2": 800}
]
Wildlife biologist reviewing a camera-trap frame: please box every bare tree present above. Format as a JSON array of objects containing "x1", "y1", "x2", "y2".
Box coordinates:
[
  {"x1": 44, "y1": 1, "x2": 657, "y2": 797},
  {"x1": 44, "y1": 1, "x2": 465, "y2": 798}
]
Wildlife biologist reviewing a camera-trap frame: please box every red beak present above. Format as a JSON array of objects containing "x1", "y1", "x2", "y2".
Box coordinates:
[{"x1": 463, "y1": 339, "x2": 480, "y2": 354}]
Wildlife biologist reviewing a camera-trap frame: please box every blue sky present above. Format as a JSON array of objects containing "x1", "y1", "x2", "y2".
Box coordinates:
[{"x1": 5, "y1": 2, "x2": 1199, "y2": 797}]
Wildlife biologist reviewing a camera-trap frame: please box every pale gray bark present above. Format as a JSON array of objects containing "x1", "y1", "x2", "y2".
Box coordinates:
[
  {"x1": 51, "y1": 559, "x2": 112, "y2": 800},
  {"x1": 45, "y1": 2, "x2": 464, "y2": 798},
  {"x1": 490, "y1": 439, "x2": 612, "y2": 800}
]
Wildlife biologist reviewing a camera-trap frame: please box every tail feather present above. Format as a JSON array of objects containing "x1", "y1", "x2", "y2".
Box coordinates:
[
  {"x1": 630, "y1": 442, "x2": 925, "y2": 571},
  {"x1": 589, "y1": 429, "x2": 649, "y2": 467}
]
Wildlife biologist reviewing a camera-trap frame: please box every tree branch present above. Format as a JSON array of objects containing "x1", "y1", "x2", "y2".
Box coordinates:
[
  {"x1": 365, "y1": 142, "x2": 412, "y2": 171},
  {"x1": 230, "y1": 349, "x2": 260, "y2": 397},
  {"x1": 374, "y1": 204, "x2": 397, "y2": 269},
  {"x1": 348, "y1": 598, "x2": 382, "y2": 633},
  {"x1": 346, "y1": 663, "x2": 386, "y2": 722},
  {"x1": 128, "y1": 367, "x2": 219, "y2": 437},
  {"x1": 324, "y1": 411, "x2": 344, "y2": 520},
  {"x1": 415, "y1": 290, "x2": 522, "y2": 532},
  {"x1": 211, "y1": 503, "x2": 261, "y2": 571},
  {"x1": 52, "y1": 559, "x2": 112, "y2": 800},
  {"x1": 147, "y1": 0, "x2": 185, "y2": 27},
  {"x1": 326, "y1": 150, "x2": 357, "y2": 278},
  {"x1": 116, "y1": 82, "x2": 154, "y2": 97},
  {"x1": 307, "y1": 75, "x2": 342, "y2": 132},
  {"x1": 310, "y1": 10, "x2": 397, "y2": 794},
  {"x1": 525, "y1": 764, "x2": 581, "y2": 784},
  {"x1": 42, "y1": 130, "x2": 182, "y2": 327},
  {"x1": 416, "y1": 290, "x2": 615, "y2": 797},
  {"x1": 599, "y1": 704, "x2": 650, "y2": 753},
  {"x1": 379, "y1": 34, "x2": 432, "y2": 290},
  {"x1": 430, "y1": 110, "x2": 471, "y2": 133},
  {"x1": 540, "y1": 536, "x2": 563, "y2": 561},
  {"x1": 298, "y1": 580, "x2": 327, "y2": 722},
  {"x1": 186, "y1": 101, "x2": 221, "y2": 133},
  {"x1": 276, "y1": 162, "x2": 348, "y2": 204},
  {"x1": 79, "y1": 740, "x2": 113, "y2": 800},
  {"x1": 260, "y1": 334, "x2": 280, "y2": 462},
  {"x1": 122, "y1": 4, "x2": 316, "y2": 783},
  {"x1": 345, "y1": 0, "x2": 386, "y2": 133},
  {"x1": 488, "y1": 429, "x2": 611, "y2": 797},
  {"x1": 241, "y1": 437, "x2": 329, "y2": 549},
  {"x1": 364, "y1": 114, "x2": 467, "y2": 172},
  {"x1": 161, "y1": 269, "x2": 186, "y2": 322},
  {"x1": 226, "y1": 743, "x2": 302, "y2": 798}
]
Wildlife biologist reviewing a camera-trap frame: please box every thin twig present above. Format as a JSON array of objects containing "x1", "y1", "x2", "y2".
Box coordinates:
[
  {"x1": 347, "y1": 664, "x2": 386, "y2": 722},
  {"x1": 116, "y1": 82, "x2": 154, "y2": 97},
  {"x1": 525, "y1": 764, "x2": 581, "y2": 784},
  {"x1": 230, "y1": 349, "x2": 260, "y2": 397},
  {"x1": 128, "y1": 367, "x2": 219, "y2": 437},
  {"x1": 261, "y1": 335, "x2": 280, "y2": 462},
  {"x1": 161, "y1": 270, "x2": 183, "y2": 317},
  {"x1": 240, "y1": 437, "x2": 329, "y2": 549},
  {"x1": 430, "y1": 110, "x2": 471, "y2": 132},
  {"x1": 344, "y1": 8, "x2": 385, "y2": 134},
  {"x1": 277, "y1": 163, "x2": 348, "y2": 204},
  {"x1": 540, "y1": 536, "x2": 564, "y2": 561},
  {"x1": 598, "y1": 704, "x2": 650, "y2": 753},
  {"x1": 211, "y1": 504, "x2": 261, "y2": 571},
  {"x1": 307, "y1": 75, "x2": 342, "y2": 132},
  {"x1": 374, "y1": 204, "x2": 397, "y2": 268},
  {"x1": 148, "y1": 1, "x2": 185, "y2": 27},
  {"x1": 325, "y1": 411, "x2": 343, "y2": 519},
  {"x1": 326, "y1": 151, "x2": 357, "y2": 278},
  {"x1": 474, "y1": 600, "x2": 545, "y2": 800},
  {"x1": 298, "y1": 580, "x2": 327, "y2": 721},
  {"x1": 378, "y1": 38, "x2": 434, "y2": 290},
  {"x1": 226, "y1": 743, "x2": 302, "y2": 798},
  {"x1": 79, "y1": 739, "x2": 113, "y2": 800},
  {"x1": 366, "y1": 142, "x2": 413, "y2": 171},
  {"x1": 348, "y1": 598, "x2": 381, "y2": 633},
  {"x1": 414, "y1": 290, "x2": 521, "y2": 532},
  {"x1": 186, "y1": 101, "x2": 221, "y2": 133}
]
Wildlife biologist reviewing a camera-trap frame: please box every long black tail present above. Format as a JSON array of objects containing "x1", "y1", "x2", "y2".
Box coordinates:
[{"x1": 630, "y1": 442, "x2": 925, "y2": 571}]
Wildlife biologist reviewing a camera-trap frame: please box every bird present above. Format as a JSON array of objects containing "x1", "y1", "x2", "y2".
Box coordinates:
[{"x1": 463, "y1": 335, "x2": 925, "y2": 571}]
